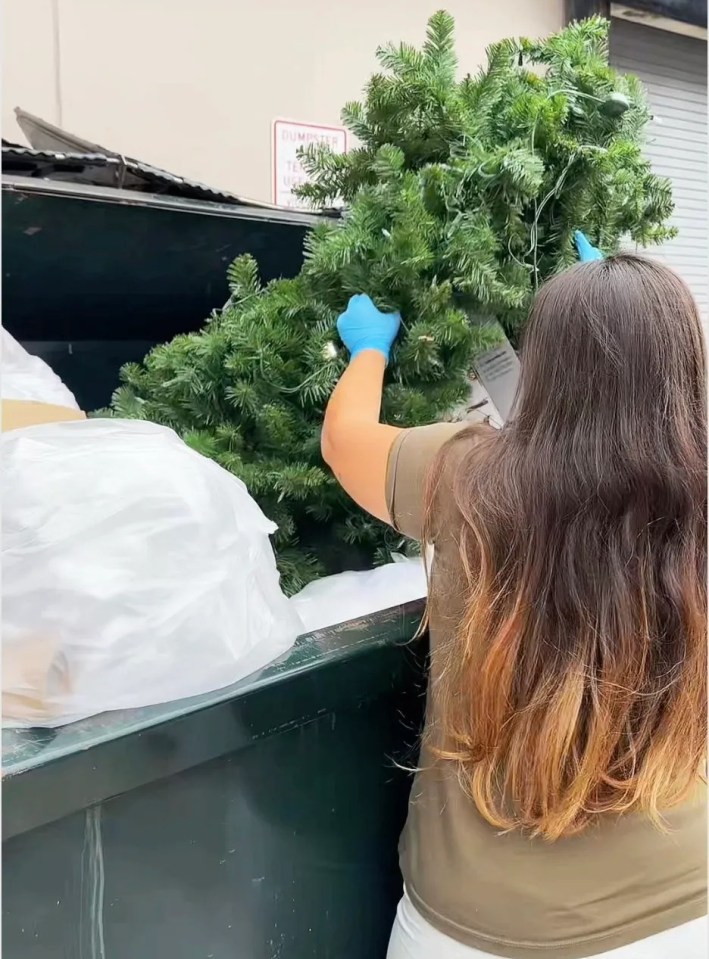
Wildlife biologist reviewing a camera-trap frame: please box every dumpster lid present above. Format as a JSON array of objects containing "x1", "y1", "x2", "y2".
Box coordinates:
[{"x1": 6, "y1": 107, "x2": 332, "y2": 212}]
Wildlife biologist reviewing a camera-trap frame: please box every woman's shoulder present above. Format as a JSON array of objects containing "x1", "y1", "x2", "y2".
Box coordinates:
[
  {"x1": 385, "y1": 415, "x2": 497, "y2": 542},
  {"x1": 430, "y1": 413, "x2": 499, "y2": 494}
]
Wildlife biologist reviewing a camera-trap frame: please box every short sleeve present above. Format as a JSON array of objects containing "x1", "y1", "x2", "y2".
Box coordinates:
[{"x1": 385, "y1": 422, "x2": 469, "y2": 541}]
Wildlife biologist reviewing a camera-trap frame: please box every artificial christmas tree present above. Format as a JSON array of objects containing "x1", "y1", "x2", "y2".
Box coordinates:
[{"x1": 109, "y1": 12, "x2": 675, "y2": 593}]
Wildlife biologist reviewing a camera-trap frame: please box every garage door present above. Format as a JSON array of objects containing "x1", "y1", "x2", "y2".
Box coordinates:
[{"x1": 610, "y1": 19, "x2": 707, "y2": 319}]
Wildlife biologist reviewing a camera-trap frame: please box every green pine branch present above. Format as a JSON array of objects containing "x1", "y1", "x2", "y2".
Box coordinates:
[{"x1": 106, "y1": 12, "x2": 675, "y2": 594}]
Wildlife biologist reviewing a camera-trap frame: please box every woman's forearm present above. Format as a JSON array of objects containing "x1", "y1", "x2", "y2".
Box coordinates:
[
  {"x1": 321, "y1": 350, "x2": 401, "y2": 523},
  {"x1": 324, "y1": 350, "x2": 386, "y2": 431}
]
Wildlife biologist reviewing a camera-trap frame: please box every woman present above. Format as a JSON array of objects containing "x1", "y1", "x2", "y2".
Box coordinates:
[{"x1": 321, "y1": 253, "x2": 707, "y2": 959}]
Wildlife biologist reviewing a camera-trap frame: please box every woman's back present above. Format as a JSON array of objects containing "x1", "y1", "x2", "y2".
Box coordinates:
[
  {"x1": 388, "y1": 419, "x2": 706, "y2": 958},
  {"x1": 384, "y1": 256, "x2": 707, "y2": 956}
]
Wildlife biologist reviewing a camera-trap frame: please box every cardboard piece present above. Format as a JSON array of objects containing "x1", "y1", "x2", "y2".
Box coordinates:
[
  {"x1": 1, "y1": 400, "x2": 86, "y2": 432},
  {"x1": 1, "y1": 400, "x2": 84, "y2": 726},
  {"x1": 2, "y1": 636, "x2": 71, "y2": 727}
]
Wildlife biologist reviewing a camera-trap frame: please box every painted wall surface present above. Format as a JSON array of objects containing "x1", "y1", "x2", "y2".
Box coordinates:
[{"x1": 2, "y1": 0, "x2": 564, "y2": 202}]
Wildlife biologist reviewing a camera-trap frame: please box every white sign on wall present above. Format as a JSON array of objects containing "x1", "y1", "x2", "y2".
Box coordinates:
[{"x1": 272, "y1": 119, "x2": 347, "y2": 209}]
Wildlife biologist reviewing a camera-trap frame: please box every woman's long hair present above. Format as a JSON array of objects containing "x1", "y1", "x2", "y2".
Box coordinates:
[{"x1": 427, "y1": 254, "x2": 707, "y2": 840}]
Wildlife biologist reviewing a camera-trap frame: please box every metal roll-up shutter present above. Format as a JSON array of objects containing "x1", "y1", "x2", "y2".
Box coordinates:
[{"x1": 610, "y1": 19, "x2": 707, "y2": 319}]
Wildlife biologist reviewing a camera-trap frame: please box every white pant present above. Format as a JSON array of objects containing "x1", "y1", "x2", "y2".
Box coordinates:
[{"x1": 387, "y1": 888, "x2": 708, "y2": 959}]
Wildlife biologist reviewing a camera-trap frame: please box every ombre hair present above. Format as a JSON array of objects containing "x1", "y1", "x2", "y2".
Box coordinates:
[{"x1": 426, "y1": 254, "x2": 707, "y2": 840}]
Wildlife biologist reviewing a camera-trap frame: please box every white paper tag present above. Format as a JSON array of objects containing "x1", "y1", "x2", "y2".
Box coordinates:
[
  {"x1": 451, "y1": 373, "x2": 504, "y2": 428},
  {"x1": 473, "y1": 336, "x2": 520, "y2": 422}
]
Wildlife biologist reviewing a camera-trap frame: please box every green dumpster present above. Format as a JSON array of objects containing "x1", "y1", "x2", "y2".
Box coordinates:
[
  {"x1": 2, "y1": 606, "x2": 426, "y2": 959},
  {"x1": 1, "y1": 173, "x2": 427, "y2": 958},
  {"x1": 2, "y1": 173, "x2": 321, "y2": 409}
]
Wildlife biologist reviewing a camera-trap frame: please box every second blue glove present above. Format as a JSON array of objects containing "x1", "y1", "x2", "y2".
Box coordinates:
[
  {"x1": 337, "y1": 294, "x2": 401, "y2": 364},
  {"x1": 574, "y1": 230, "x2": 604, "y2": 263}
]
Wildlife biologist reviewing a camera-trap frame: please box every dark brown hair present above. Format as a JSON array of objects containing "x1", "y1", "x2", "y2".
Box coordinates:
[{"x1": 427, "y1": 254, "x2": 707, "y2": 840}]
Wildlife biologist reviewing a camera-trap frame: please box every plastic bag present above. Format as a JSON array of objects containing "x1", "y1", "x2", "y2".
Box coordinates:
[
  {"x1": 290, "y1": 556, "x2": 427, "y2": 634},
  {"x1": 1, "y1": 329, "x2": 80, "y2": 409},
  {"x1": 2, "y1": 419, "x2": 303, "y2": 727}
]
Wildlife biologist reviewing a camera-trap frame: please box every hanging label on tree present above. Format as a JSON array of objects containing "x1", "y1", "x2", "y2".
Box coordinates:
[
  {"x1": 272, "y1": 119, "x2": 347, "y2": 208},
  {"x1": 474, "y1": 336, "x2": 520, "y2": 422},
  {"x1": 451, "y1": 375, "x2": 503, "y2": 429}
]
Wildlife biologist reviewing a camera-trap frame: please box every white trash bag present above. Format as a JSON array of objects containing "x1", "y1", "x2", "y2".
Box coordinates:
[
  {"x1": 290, "y1": 555, "x2": 427, "y2": 634},
  {"x1": 1, "y1": 329, "x2": 80, "y2": 409},
  {"x1": 2, "y1": 419, "x2": 303, "y2": 727}
]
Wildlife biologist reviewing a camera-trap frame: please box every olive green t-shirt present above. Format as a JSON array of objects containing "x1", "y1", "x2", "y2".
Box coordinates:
[{"x1": 385, "y1": 422, "x2": 707, "y2": 959}]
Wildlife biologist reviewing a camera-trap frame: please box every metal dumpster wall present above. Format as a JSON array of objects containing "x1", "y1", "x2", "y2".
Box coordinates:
[
  {"x1": 2, "y1": 177, "x2": 320, "y2": 409},
  {"x1": 2, "y1": 177, "x2": 318, "y2": 342},
  {"x1": 2, "y1": 178, "x2": 426, "y2": 957},
  {"x1": 4, "y1": 706, "x2": 412, "y2": 958},
  {"x1": 3, "y1": 612, "x2": 428, "y2": 959}
]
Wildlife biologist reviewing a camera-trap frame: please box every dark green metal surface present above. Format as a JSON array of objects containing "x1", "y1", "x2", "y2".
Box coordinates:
[
  {"x1": 2, "y1": 177, "x2": 317, "y2": 344},
  {"x1": 2, "y1": 176, "x2": 321, "y2": 409},
  {"x1": 2, "y1": 179, "x2": 425, "y2": 958},
  {"x1": 3, "y1": 605, "x2": 428, "y2": 959},
  {"x1": 16, "y1": 340, "x2": 155, "y2": 411}
]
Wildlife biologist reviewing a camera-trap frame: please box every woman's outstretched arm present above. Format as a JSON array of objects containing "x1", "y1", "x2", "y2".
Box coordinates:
[{"x1": 321, "y1": 295, "x2": 402, "y2": 524}]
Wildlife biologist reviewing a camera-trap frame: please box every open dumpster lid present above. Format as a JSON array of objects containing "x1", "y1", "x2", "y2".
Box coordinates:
[{"x1": 5, "y1": 107, "x2": 316, "y2": 211}]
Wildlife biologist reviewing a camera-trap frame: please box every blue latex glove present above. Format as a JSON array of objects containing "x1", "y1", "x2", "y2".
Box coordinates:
[
  {"x1": 574, "y1": 230, "x2": 604, "y2": 262},
  {"x1": 336, "y1": 294, "x2": 401, "y2": 363}
]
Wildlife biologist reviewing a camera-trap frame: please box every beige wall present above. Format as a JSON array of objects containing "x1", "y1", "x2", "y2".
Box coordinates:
[{"x1": 2, "y1": 0, "x2": 563, "y2": 203}]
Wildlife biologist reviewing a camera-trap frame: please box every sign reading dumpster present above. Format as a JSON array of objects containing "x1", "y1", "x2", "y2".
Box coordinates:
[{"x1": 272, "y1": 119, "x2": 347, "y2": 209}]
